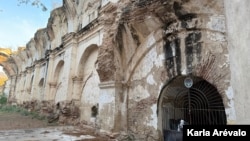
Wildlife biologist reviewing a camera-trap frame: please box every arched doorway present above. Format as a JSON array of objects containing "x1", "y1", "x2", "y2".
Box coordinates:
[
  {"x1": 159, "y1": 76, "x2": 226, "y2": 140},
  {"x1": 75, "y1": 44, "x2": 100, "y2": 122}
]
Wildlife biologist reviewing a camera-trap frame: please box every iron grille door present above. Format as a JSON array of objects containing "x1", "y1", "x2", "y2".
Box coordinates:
[{"x1": 161, "y1": 76, "x2": 226, "y2": 141}]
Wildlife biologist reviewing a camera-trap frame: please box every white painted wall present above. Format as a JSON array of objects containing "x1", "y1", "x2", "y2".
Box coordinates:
[
  {"x1": 53, "y1": 48, "x2": 72, "y2": 103},
  {"x1": 129, "y1": 45, "x2": 165, "y2": 130},
  {"x1": 224, "y1": 0, "x2": 250, "y2": 124},
  {"x1": 80, "y1": 49, "x2": 100, "y2": 122},
  {"x1": 80, "y1": 69, "x2": 100, "y2": 122},
  {"x1": 98, "y1": 82, "x2": 116, "y2": 131}
]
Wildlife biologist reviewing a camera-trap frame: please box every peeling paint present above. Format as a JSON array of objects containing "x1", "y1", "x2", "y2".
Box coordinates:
[
  {"x1": 81, "y1": 72, "x2": 100, "y2": 103},
  {"x1": 224, "y1": 54, "x2": 229, "y2": 63},
  {"x1": 154, "y1": 54, "x2": 164, "y2": 68},
  {"x1": 147, "y1": 74, "x2": 156, "y2": 85},
  {"x1": 3, "y1": 0, "x2": 237, "y2": 140},
  {"x1": 225, "y1": 86, "x2": 234, "y2": 100},
  {"x1": 158, "y1": 83, "x2": 164, "y2": 97},
  {"x1": 147, "y1": 34, "x2": 156, "y2": 48},
  {"x1": 130, "y1": 85, "x2": 150, "y2": 102},
  {"x1": 206, "y1": 31, "x2": 225, "y2": 41},
  {"x1": 181, "y1": 69, "x2": 187, "y2": 75},
  {"x1": 99, "y1": 91, "x2": 115, "y2": 104},
  {"x1": 146, "y1": 104, "x2": 157, "y2": 129},
  {"x1": 225, "y1": 86, "x2": 236, "y2": 121},
  {"x1": 225, "y1": 106, "x2": 236, "y2": 121},
  {"x1": 207, "y1": 16, "x2": 226, "y2": 32},
  {"x1": 132, "y1": 47, "x2": 156, "y2": 80}
]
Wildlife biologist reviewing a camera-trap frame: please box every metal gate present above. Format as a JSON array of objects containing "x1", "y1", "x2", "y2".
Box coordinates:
[{"x1": 161, "y1": 76, "x2": 226, "y2": 141}]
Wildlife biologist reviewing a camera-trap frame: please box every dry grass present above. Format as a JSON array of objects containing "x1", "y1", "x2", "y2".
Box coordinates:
[{"x1": 0, "y1": 112, "x2": 47, "y2": 130}]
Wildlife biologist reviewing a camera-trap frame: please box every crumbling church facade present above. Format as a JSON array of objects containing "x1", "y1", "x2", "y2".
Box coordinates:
[{"x1": 1, "y1": 0, "x2": 250, "y2": 140}]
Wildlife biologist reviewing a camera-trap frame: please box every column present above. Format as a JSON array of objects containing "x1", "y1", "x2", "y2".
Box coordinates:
[
  {"x1": 98, "y1": 81, "x2": 127, "y2": 132},
  {"x1": 72, "y1": 77, "x2": 83, "y2": 101}
]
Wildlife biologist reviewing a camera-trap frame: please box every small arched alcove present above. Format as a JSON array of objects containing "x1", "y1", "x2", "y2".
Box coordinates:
[
  {"x1": 38, "y1": 78, "x2": 44, "y2": 100},
  {"x1": 75, "y1": 44, "x2": 100, "y2": 123},
  {"x1": 38, "y1": 78, "x2": 44, "y2": 87},
  {"x1": 77, "y1": 44, "x2": 98, "y2": 79},
  {"x1": 158, "y1": 76, "x2": 226, "y2": 140},
  {"x1": 54, "y1": 60, "x2": 65, "y2": 84},
  {"x1": 29, "y1": 75, "x2": 34, "y2": 93}
]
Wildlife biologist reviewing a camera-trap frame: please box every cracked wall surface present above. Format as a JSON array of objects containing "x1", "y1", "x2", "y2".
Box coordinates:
[{"x1": 0, "y1": 0, "x2": 248, "y2": 140}]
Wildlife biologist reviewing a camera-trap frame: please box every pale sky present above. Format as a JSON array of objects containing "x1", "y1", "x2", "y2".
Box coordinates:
[{"x1": 0, "y1": 0, "x2": 62, "y2": 50}]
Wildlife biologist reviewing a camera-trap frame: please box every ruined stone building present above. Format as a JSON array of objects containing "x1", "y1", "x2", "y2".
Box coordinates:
[{"x1": 0, "y1": 0, "x2": 250, "y2": 140}]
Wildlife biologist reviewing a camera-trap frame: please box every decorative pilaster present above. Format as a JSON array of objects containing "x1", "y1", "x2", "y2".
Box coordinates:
[
  {"x1": 98, "y1": 81, "x2": 127, "y2": 132},
  {"x1": 72, "y1": 76, "x2": 83, "y2": 100}
]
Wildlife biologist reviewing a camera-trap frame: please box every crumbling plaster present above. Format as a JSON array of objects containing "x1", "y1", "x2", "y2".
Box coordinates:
[
  {"x1": 0, "y1": 0, "x2": 243, "y2": 140},
  {"x1": 115, "y1": 0, "x2": 232, "y2": 140}
]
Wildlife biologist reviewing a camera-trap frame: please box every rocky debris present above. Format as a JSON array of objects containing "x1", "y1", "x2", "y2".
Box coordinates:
[
  {"x1": 47, "y1": 110, "x2": 59, "y2": 123},
  {"x1": 21, "y1": 100, "x2": 41, "y2": 112},
  {"x1": 57, "y1": 101, "x2": 80, "y2": 125},
  {"x1": 47, "y1": 114, "x2": 59, "y2": 123},
  {"x1": 17, "y1": 101, "x2": 39, "y2": 113},
  {"x1": 40, "y1": 100, "x2": 55, "y2": 115},
  {"x1": 16, "y1": 100, "x2": 81, "y2": 126}
]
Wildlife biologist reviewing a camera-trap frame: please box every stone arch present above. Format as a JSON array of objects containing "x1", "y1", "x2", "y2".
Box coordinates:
[
  {"x1": 109, "y1": 24, "x2": 165, "y2": 132},
  {"x1": 0, "y1": 52, "x2": 10, "y2": 59},
  {"x1": 0, "y1": 62, "x2": 15, "y2": 77},
  {"x1": 0, "y1": 57, "x2": 18, "y2": 100},
  {"x1": 53, "y1": 60, "x2": 65, "y2": 102},
  {"x1": 77, "y1": 44, "x2": 99, "y2": 89},
  {"x1": 77, "y1": 44, "x2": 98, "y2": 78},
  {"x1": 74, "y1": 44, "x2": 100, "y2": 123},
  {"x1": 34, "y1": 28, "x2": 48, "y2": 59},
  {"x1": 47, "y1": 7, "x2": 67, "y2": 49},
  {"x1": 54, "y1": 60, "x2": 64, "y2": 84},
  {"x1": 64, "y1": 0, "x2": 77, "y2": 32},
  {"x1": 124, "y1": 29, "x2": 163, "y2": 83},
  {"x1": 156, "y1": 17, "x2": 230, "y2": 140},
  {"x1": 157, "y1": 75, "x2": 227, "y2": 140},
  {"x1": 0, "y1": 66, "x2": 9, "y2": 95},
  {"x1": 0, "y1": 65, "x2": 9, "y2": 81}
]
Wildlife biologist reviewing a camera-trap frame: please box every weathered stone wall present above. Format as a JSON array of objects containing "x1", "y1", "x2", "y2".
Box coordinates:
[
  {"x1": 1, "y1": 0, "x2": 246, "y2": 140},
  {"x1": 112, "y1": 0, "x2": 231, "y2": 140},
  {"x1": 4, "y1": 0, "x2": 104, "y2": 124}
]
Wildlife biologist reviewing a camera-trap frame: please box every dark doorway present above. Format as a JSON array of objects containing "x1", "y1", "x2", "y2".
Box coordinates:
[{"x1": 160, "y1": 76, "x2": 226, "y2": 141}]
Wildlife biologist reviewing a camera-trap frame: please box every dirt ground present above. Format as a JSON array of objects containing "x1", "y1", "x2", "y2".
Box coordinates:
[
  {"x1": 0, "y1": 112, "x2": 110, "y2": 141},
  {"x1": 0, "y1": 112, "x2": 47, "y2": 130}
]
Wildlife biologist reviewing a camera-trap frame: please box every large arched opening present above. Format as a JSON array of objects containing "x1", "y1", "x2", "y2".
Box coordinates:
[
  {"x1": 75, "y1": 44, "x2": 100, "y2": 122},
  {"x1": 53, "y1": 60, "x2": 64, "y2": 102},
  {"x1": 158, "y1": 76, "x2": 227, "y2": 140},
  {"x1": 0, "y1": 48, "x2": 15, "y2": 98},
  {"x1": 0, "y1": 66, "x2": 8, "y2": 95}
]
